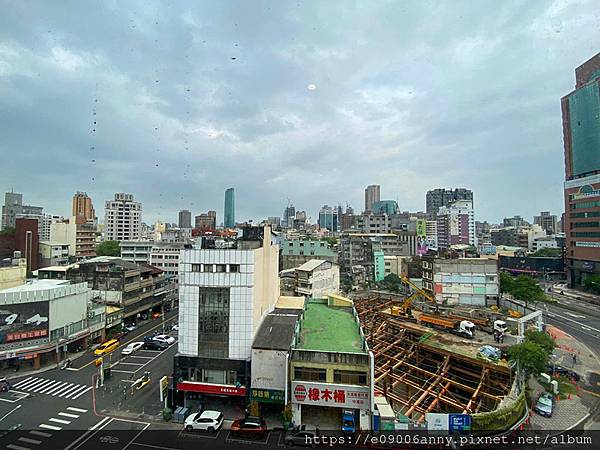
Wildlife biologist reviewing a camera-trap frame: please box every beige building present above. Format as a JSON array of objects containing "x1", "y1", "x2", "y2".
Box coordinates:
[
  {"x1": 104, "y1": 193, "x2": 142, "y2": 241},
  {"x1": 72, "y1": 191, "x2": 96, "y2": 224},
  {"x1": 295, "y1": 259, "x2": 340, "y2": 298},
  {"x1": 50, "y1": 216, "x2": 97, "y2": 259},
  {"x1": 39, "y1": 242, "x2": 70, "y2": 267},
  {"x1": 383, "y1": 255, "x2": 410, "y2": 277},
  {"x1": 0, "y1": 258, "x2": 26, "y2": 290}
]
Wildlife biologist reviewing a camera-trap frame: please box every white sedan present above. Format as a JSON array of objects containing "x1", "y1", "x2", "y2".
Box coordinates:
[
  {"x1": 121, "y1": 342, "x2": 144, "y2": 355},
  {"x1": 184, "y1": 410, "x2": 224, "y2": 433},
  {"x1": 153, "y1": 334, "x2": 176, "y2": 345}
]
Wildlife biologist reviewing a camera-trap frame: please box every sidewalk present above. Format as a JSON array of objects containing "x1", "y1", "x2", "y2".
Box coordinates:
[
  {"x1": 528, "y1": 324, "x2": 600, "y2": 432},
  {"x1": 0, "y1": 349, "x2": 87, "y2": 380}
]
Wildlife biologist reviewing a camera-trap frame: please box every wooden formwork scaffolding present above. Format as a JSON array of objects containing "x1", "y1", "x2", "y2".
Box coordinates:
[{"x1": 354, "y1": 295, "x2": 512, "y2": 422}]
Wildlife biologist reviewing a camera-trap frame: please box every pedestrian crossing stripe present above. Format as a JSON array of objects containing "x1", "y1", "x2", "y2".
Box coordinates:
[{"x1": 10, "y1": 377, "x2": 91, "y2": 399}]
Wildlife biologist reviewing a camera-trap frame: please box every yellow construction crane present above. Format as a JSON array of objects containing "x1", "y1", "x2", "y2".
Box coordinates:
[{"x1": 391, "y1": 275, "x2": 437, "y2": 318}]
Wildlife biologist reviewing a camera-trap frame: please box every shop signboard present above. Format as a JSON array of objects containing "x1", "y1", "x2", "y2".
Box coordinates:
[
  {"x1": 0, "y1": 301, "x2": 49, "y2": 347},
  {"x1": 251, "y1": 388, "x2": 285, "y2": 404},
  {"x1": 291, "y1": 381, "x2": 370, "y2": 409},
  {"x1": 176, "y1": 381, "x2": 246, "y2": 397}
]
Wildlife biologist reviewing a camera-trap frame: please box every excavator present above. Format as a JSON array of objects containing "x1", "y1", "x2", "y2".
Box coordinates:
[{"x1": 390, "y1": 275, "x2": 438, "y2": 319}]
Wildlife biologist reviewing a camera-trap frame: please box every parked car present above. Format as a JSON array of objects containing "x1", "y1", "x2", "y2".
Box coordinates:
[
  {"x1": 172, "y1": 324, "x2": 179, "y2": 332},
  {"x1": 153, "y1": 334, "x2": 176, "y2": 345},
  {"x1": 184, "y1": 410, "x2": 224, "y2": 433},
  {"x1": 230, "y1": 416, "x2": 267, "y2": 439},
  {"x1": 534, "y1": 392, "x2": 554, "y2": 417},
  {"x1": 152, "y1": 312, "x2": 161, "y2": 320},
  {"x1": 284, "y1": 424, "x2": 319, "y2": 446},
  {"x1": 122, "y1": 323, "x2": 136, "y2": 333},
  {"x1": 546, "y1": 365, "x2": 580, "y2": 381},
  {"x1": 142, "y1": 340, "x2": 169, "y2": 351},
  {"x1": 121, "y1": 342, "x2": 144, "y2": 355}
]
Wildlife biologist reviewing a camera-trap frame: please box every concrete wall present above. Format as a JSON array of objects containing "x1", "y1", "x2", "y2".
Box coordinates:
[
  {"x1": 50, "y1": 220, "x2": 76, "y2": 256},
  {"x1": 251, "y1": 348, "x2": 287, "y2": 391},
  {"x1": 0, "y1": 260, "x2": 26, "y2": 290},
  {"x1": 252, "y1": 227, "x2": 280, "y2": 335}
]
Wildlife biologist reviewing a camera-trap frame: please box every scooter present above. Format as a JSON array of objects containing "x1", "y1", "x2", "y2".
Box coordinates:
[
  {"x1": 60, "y1": 359, "x2": 72, "y2": 370},
  {"x1": 0, "y1": 378, "x2": 12, "y2": 393}
]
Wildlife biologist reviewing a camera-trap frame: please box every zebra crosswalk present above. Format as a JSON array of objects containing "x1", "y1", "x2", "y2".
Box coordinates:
[{"x1": 11, "y1": 377, "x2": 92, "y2": 399}]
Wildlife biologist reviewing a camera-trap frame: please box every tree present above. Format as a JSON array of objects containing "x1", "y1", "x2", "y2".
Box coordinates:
[
  {"x1": 508, "y1": 341, "x2": 549, "y2": 376},
  {"x1": 321, "y1": 237, "x2": 338, "y2": 246},
  {"x1": 499, "y1": 272, "x2": 514, "y2": 295},
  {"x1": 530, "y1": 247, "x2": 561, "y2": 258},
  {"x1": 524, "y1": 329, "x2": 555, "y2": 354},
  {"x1": 583, "y1": 274, "x2": 600, "y2": 295},
  {"x1": 511, "y1": 275, "x2": 545, "y2": 307},
  {"x1": 0, "y1": 226, "x2": 15, "y2": 237},
  {"x1": 96, "y1": 240, "x2": 120, "y2": 257}
]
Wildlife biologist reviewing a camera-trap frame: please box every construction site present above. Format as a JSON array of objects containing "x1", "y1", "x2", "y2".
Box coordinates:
[{"x1": 352, "y1": 280, "x2": 529, "y2": 430}]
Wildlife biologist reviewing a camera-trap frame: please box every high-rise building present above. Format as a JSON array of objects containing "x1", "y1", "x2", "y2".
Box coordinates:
[
  {"x1": 503, "y1": 215, "x2": 529, "y2": 228},
  {"x1": 533, "y1": 211, "x2": 558, "y2": 235},
  {"x1": 436, "y1": 199, "x2": 475, "y2": 249},
  {"x1": 364, "y1": 185, "x2": 381, "y2": 214},
  {"x1": 72, "y1": 192, "x2": 96, "y2": 224},
  {"x1": 178, "y1": 209, "x2": 192, "y2": 229},
  {"x1": 561, "y1": 52, "x2": 600, "y2": 287},
  {"x1": 195, "y1": 211, "x2": 217, "y2": 230},
  {"x1": 224, "y1": 188, "x2": 235, "y2": 228},
  {"x1": 318, "y1": 205, "x2": 338, "y2": 232},
  {"x1": 1, "y1": 191, "x2": 44, "y2": 231},
  {"x1": 174, "y1": 226, "x2": 279, "y2": 401},
  {"x1": 283, "y1": 203, "x2": 296, "y2": 228},
  {"x1": 104, "y1": 193, "x2": 142, "y2": 242},
  {"x1": 426, "y1": 188, "x2": 473, "y2": 219},
  {"x1": 372, "y1": 200, "x2": 399, "y2": 216}
]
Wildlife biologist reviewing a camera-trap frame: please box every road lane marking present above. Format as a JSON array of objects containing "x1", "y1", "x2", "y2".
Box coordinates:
[
  {"x1": 14, "y1": 378, "x2": 41, "y2": 390},
  {"x1": 567, "y1": 313, "x2": 586, "y2": 318},
  {"x1": 546, "y1": 313, "x2": 600, "y2": 333},
  {"x1": 64, "y1": 385, "x2": 90, "y2": 399},
  {"x1": 49, "y1": 418, "x2": 71, "y2": 425},
  {"x1": 60, "y1": 385, "x2": 88, "y2": 398},
  {"x1": 67, "y1": 417, "x2": 113, "y2": 450},
  {"x1": 76, "y1": 315, "x2": 177, "y2": 370},
  {"x1": 11, "y1": 377, "x2": 33, "y2": 387},
  {"x1": 59, "y1": 412, "x2": 79, "y2": 419},
  {"x1": 47, "y1": 382, "x2": 75, "y2": 396},
  {"x1": 111, "y1": 369, "x2": 135, "y2": 374},
  {"x1": 126, "y1": 355, "x2": 154, "y2": 359},
  {"x1": 67, "y1": 407, "x2": 87, "y2": 413},
  {"x1": 71, "y1": 386, "x2": 92, "y2": 399},
  {"x1": 38, "y1": 380, "x2": 63, "y2": 394},
  {"x1": 116, "y1": 362, "x2": 146, "y2": 366},
  {"x1": 7, "y1": 444, "x2": 30, "y2": 450},
  {"x1": 39, "y1": 424, "x2": 62, "y2": 430},
  {"x1": 122, "y1": 422, "x2": 151, "y2": 450},
  {"x1": 30, "y1": 379, "x2": 55, "y2": 392},
  {"x1": 29, "y1": 431, "x2": 51, "y2": 437},
  {"x1": 18, "y1": 437, "x2": 42, "y2": 445}
]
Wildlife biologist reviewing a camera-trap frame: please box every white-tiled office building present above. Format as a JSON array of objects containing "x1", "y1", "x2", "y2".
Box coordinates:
[{"x1": 174, "y1": 226, "x2": 279, "y2": 401}]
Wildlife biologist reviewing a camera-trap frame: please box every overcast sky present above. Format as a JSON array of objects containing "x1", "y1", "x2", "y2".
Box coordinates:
[{"x1": 1, "y1": 1, "x2": 599, "y2": 225}]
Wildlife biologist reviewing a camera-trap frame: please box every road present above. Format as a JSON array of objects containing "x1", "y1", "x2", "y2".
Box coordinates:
[{"x1": 0, "y1": 309, "x2": 179, "y2": 450}]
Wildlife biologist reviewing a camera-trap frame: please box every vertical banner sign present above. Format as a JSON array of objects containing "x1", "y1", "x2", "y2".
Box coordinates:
[{"x1": 159, "y1": 376, "x2": 169, "y2": 403}]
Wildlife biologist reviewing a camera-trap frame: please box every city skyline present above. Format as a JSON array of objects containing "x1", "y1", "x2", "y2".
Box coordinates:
[{"x1": 1, "y1": 2, "x2": 599, "y2": 224}]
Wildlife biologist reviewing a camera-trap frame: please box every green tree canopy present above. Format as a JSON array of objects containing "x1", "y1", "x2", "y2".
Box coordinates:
[
  {"x1": 380, "y1": 273, "x2": 402, "y2": 292},
  {"x1": 503, "y1": 274, "x2": 546, "y2": 306},
  {"x1": 583, "y1": 274, "x2": 600, "y2": 295},
  {"x1": 508, "y1": 341, "x2": 549, "y2": 376},
  {"x1": 530, "y1": 247, "x2": 561, "y2": 258},
  {"x1": 499, "y1": 272, "x2": 514, "y2": 294},
  {"x1": 524, "y1": 329, "x2": 555, "y2": 354},
  {"x1": 96, "y1": 240, "x2": 120, "y2": 257}
]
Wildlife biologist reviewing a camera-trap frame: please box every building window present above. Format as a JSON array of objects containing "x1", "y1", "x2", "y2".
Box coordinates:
[
  {"x1": 294, "y1": 367, "x2": 326, "y2": 382},
  {"x1": 198, "y1": 287, "x2": 230, "y2": 358},
  {"x1": 333, "y1": 370, "x2": 368, "y2": 385},
  {"x1": 191, "y1": 264, "x2": 201, "y2": 272},
  {"x1": 204, "y1": 264, "x2": 214, "y2": 273},
  {"x1": 216, "y1": 264, "x2": 226, "y2": 273},
  {"x1": 229, "y1": 264, "x2": 240, "y2": 273}
]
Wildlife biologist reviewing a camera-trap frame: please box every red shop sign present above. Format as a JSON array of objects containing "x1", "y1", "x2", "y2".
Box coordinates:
[{"x1": 177, "y1": 381, "x2": 247, "y2": 397}]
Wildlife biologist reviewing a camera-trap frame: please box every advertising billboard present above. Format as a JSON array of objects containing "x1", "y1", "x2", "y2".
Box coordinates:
[
  {"x1": 0, "y1": 301, "x2": 49, "y2": 346},
  {"x1": 291, "y1": 381, "x2": 370, "y2": 409},
  {"x1": 416, "y1": 219, "x2": 428, "y2": 255}
]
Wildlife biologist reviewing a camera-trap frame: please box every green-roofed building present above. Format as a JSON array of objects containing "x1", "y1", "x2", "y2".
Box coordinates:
[{"x1": 289, "y1": 295, "x2": 374, "y2": 431}]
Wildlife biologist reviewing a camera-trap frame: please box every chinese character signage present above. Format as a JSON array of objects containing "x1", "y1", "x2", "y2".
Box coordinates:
[
  {"x1": 0, "y1": 301, "x2": 50, "y2": 349},
  {"x1": 250, "y1": 388, "x2": 285, "y2": 404},
  {"x1": 292, "y1": 381, "x2": 370, "y2": 409}
]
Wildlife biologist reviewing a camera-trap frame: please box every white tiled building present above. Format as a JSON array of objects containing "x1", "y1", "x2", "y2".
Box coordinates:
[
  {"x1": 104, "y1": 193, "x2": 142, "y2": 242},
  {"x1": 174, "y1": 226, "x2": 279, "y2": 399}
]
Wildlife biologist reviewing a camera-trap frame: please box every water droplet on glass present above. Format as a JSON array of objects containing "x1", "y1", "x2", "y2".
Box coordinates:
[
  {"x1": 307, "y1": 83, "x2": 317, "y2": 91},
  {"x1": 92, "y1": 159, "x2": 96, "y2": 163},
  {"x1": 231, "y1": 57, "x2": 237, "y2": 60}
]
